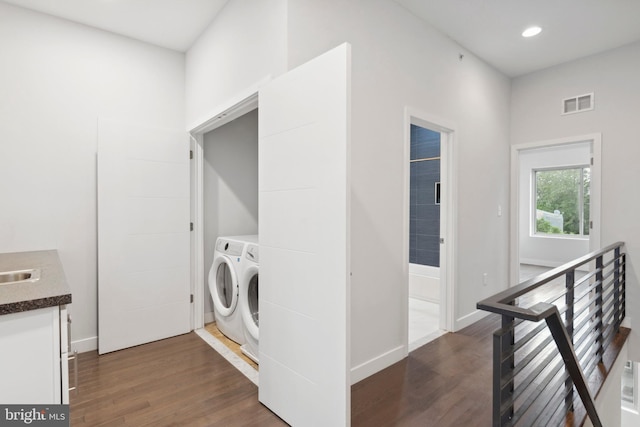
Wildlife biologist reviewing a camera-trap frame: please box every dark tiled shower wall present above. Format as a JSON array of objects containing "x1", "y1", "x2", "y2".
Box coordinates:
[{"x1": 410, "y1": 125, "x2": 440, "y2": 267}]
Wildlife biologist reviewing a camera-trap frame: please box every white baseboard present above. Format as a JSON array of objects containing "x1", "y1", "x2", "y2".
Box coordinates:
[
  {"x1": 455, "y1": 310, "x2": 489, "y2": 332},
  {"x1": 71, "y1": 336, "x2": 98, "y2": 354},
  {"x1": 204, "y1": 311, "x2": 215, "y2": 324},
  {"x1": 71, "y1": 312, "x2": 216, "y2": 355},
  {"x1": 350, "y1": 344, "x2": 405, "y2": 385}
]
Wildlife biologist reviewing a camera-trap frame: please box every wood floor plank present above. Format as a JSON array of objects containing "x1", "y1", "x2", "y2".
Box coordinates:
[{"x1": 70, "y1": 333, "x2": 285, "y2": 427}]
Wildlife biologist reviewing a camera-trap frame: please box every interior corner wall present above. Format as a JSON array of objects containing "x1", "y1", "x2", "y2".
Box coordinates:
[
  {"x1": 510, "y1": 41, "x2": 640, "y2": 361},
  {"x1": 287, "y1": 0, "x2": 511, "y2": 381},
  {"x1": 202, "y1": 110, "x2": 259, "y2": 317},
  {"x1": 185, "y1": 0, "x2": 288, "y2": 129},
  {"x1": 0, "y1": 3, "x2": 185, "y2": 351}
]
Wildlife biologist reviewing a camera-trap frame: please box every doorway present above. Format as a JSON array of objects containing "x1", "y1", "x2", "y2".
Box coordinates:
[
  {"x1": 510, "y1": 134, "x2": 601, "y2": 285},
  {"x1": 191, "y1": 44, "x2": 352, "y2": 426},
  {"x1": 405, "y1": 110, "x2": 455, "y2": 350},
  {"x1": 190, "y1": 93, "x2": 259, "y2": 330},
  {"x1": 189, "y1": 94, "x2": 260, "y2": 379}
]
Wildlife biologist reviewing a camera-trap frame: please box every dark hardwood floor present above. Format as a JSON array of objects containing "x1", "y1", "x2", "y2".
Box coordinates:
[
  {"x1": 70, "y1": 333, "x2": 286, "y2": 426},
  {"x1": 70, "y1": 316, "x2": 501, "y2": 426},
  {"x1": 352, "y1": 315, "x2": 499, "y2": 426}
]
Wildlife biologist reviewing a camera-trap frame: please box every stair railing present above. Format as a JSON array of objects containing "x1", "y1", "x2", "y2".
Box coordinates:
[{"x1": 477, "y1": 242, "x2": 626, "y2": 426}]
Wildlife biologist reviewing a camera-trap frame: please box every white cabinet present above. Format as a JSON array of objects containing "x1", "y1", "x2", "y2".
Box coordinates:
[{"x1": 0, "y1": 305, "x2": 69, "y2": 404}]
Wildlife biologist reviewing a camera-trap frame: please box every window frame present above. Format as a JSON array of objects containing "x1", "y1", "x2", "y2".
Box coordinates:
[{"x1": 532, "y1": 165, "x2": 591, "y2": 239}]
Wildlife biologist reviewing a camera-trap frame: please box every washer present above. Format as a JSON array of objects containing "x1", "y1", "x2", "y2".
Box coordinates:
[
  {"x1": 240, "y1": 243, "x2": 259, "y2": 363},
  {"x1": 209, "y1": 235, "x2": 256, "y2": 345}
]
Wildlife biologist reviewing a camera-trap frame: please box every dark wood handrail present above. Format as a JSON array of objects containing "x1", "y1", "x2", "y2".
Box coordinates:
[
  {"x1": 477, "y1": 241, "x2": 624, "y2": 318},
  {"x1": 477, "y1": 242, "x2": 626, "y2": 426}
]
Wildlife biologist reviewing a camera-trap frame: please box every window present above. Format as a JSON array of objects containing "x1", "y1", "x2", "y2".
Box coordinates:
[{"x1": 534, "y1": 166, "x2": 590, "y2": 236}]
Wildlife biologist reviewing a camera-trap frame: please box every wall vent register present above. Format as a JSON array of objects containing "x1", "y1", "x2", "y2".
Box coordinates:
[{"x1": 562, "y1": 93, "x2": 594, "y2": 115}]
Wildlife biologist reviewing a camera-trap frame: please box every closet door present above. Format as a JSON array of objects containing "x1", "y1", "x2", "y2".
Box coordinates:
[
  {"x1": 258, "y1": 43, "x2": 352, "y2": 426},
  {"x1": 98, "y1": 119, "x2": 191, "y2": 354}
]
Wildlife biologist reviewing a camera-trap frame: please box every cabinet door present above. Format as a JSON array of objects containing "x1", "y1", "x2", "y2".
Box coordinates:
[{"x1": 0, "y1": 307, "x2": 61, "y2": 403}]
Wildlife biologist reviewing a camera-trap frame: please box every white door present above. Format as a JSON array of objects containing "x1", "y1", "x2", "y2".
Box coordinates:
[
  {"x1": 258, "y1": 43, "x2": 351, "y2": 426},
  {"x1": 98, "y1": 118, "x2": 191, "y2": 354}
]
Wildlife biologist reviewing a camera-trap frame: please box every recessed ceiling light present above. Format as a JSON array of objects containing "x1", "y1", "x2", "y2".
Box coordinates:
[{"x1": 522, "y1": 26, "x2": 542, "y2": 38}]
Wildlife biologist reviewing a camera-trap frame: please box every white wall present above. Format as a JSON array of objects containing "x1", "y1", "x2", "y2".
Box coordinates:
[
  {"x1": 0, "y1": 3, "x2": 185, "y2": 351},
  {"x1": 203, "y1": 109, "x2": 259, "y2": 318},
  {"x1": 511, "y1": 40, "x2": 640, "y2": 360},
  {"x1": 287, "y1": 0, "x2": 511, "y2": 380},
  {"x1": 185, "y1": 0, "x2": 287, "y2": 129},
  {"x1": 519, "y1": 143, "x2": 591, "y2": 268}
]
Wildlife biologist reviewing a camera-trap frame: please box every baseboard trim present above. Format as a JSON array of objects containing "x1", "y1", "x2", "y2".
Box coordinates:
[
  {"x1": 350, "y1": 344, "x2": 405, "y2": 385},
  {"x1": 455, "y1": 310, "x2": 489, "y2": 332},
  {"x1": 72, "y1": 336, "x2": 98, "y2": 354}
]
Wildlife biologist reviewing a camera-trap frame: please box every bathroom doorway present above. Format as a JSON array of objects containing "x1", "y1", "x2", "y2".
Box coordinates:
[{"x1": 405, "y1": 111, "x2": 454, "y2": 351}]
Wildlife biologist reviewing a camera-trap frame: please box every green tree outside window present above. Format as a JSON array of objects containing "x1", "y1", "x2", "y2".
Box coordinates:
[{"x1": 535, "y1": 167, "x2": 590, "y2": 236}]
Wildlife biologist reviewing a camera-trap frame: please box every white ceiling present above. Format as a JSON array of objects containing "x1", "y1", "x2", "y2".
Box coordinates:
[
  {"x1": 3, "y1": 0, "x2": 640, "y2": 76},
  {"x1": 394, "y1": 0, "x2": 640, "y2": 77},
  {"x1": 1, "y1": 0, "x2": 228, "y2": 52}
]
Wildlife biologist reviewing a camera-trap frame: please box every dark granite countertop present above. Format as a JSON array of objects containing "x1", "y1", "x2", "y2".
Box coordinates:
[{"x1": 0, "y1": 250, "x2": 72, "y2": 315}]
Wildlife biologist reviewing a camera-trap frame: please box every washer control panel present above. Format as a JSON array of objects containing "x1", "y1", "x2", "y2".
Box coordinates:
[{"x1": 216, "y1": 239, "x2": 244, "y2": 256}]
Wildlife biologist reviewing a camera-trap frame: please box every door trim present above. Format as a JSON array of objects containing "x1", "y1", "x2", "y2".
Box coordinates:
[
  {"x1": 189, "y1": 86, "x2": 263, "y2": 331},
  {"x1": 403, "y1": 107, "x2": 457, "y2": 342},
  {"x1": 510, "y1": 133, "x2": 602, "y2": 286}
]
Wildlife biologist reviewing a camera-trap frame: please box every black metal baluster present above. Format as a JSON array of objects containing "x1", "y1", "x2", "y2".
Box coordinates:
[
  {"x1": 493, "y1": 314, "x2": 515, "y2": 426},
  {"x1": 565, "y1": 270, "x2": 575, "y2": 411},
  {"x1": 614, "y1": 247, "x2": 621, "y2": 330},
  {"x1": 595, "y1": 255, "x2": 604, "y2": 363}
]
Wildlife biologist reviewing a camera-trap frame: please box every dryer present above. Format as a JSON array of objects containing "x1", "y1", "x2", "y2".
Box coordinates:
[
  {"x1": 209, "y1": 235, "x2": 256, "y2": 345},
  {"x1": 240, "y1": 243, "x2": 259, "y2": 363}
]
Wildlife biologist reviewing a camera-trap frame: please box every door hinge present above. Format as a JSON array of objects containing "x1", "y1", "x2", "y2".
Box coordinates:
[
  {"x1": 590, "y1": 157, "x2": 593, "y2": 166},
  {"x1": 190, "y1": 222, "x2": 193, "y2": 231},
  {"x1": 590, "y1": 220, "x2": 593, "y2": 229},
  {"x1": 440, "y1": 238, "x2": 445, "y2": 244},
  {"x1": 190, "y1": 294, "x2": 194, "y2": 303},
  {"x1": 190, "y1": 150, "x2": 193, "y2": 160}
]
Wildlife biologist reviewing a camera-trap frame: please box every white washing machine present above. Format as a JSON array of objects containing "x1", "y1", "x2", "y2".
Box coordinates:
[
  {"x1": 240, "y1": 243, "x2": 259, "y2": 363},
  {"x1": 209, "y1": 235, "x2": 256, "y2": 345}
]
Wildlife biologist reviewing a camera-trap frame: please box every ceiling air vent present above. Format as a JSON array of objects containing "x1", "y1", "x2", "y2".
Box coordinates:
[{"x1": 562, "y1": 93, "x2": 594, "y2": 115}]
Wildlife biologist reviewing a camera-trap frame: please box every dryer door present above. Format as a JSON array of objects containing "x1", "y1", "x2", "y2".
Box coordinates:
[{"x1": 209, "y1": 256, "x2": 239, "y2": 317}]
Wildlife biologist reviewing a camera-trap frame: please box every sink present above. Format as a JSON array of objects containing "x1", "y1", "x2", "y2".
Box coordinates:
[{"x1": 0, "y1": 269, "x2": 41, "y2": 285}]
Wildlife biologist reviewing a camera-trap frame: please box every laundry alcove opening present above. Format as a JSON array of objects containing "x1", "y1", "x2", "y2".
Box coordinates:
[{"x1": 201, "y1": 108, "x2": 259, "y2": 368}]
